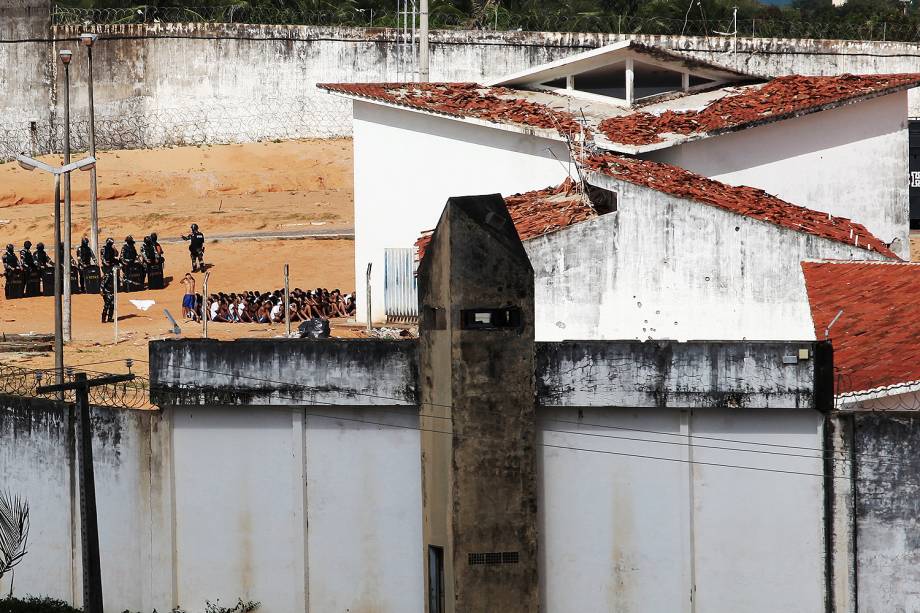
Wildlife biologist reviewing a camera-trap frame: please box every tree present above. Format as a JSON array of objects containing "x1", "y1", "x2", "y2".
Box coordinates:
[{"x1": 0, "y1": 491, "x2": 30, "y2": 598}]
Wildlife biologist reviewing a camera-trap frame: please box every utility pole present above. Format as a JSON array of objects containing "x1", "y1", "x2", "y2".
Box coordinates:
[
  {"x1": 60, "y1": 48, "x2": 74, "y2": 342},
  {"x1": 80, "y1": 33, "x2": 100, "y2": 259},
  {"x1": 202, "y1": 271, "x2": 210, "y2": 338},
  {"x1": 37, "y1": 372, "x2": 135, "y2": 613},
  {"x1": 284, "y1": 264, "x2": 291, "y2": 337},
  {"x1": 419, "y1": 0, "x2": 429, "y2": 81},
  {"x1": 16, "y1": 155, "x2": 96, "y2": 399}
]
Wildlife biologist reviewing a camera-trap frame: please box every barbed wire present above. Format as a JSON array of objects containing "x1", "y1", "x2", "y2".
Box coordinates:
[
  {"x1": 0, "y1": 363, "x2": 153, "y2": 410},
  {"x1": 835, "y1": 370, "x2": 920, "y2": 412},
  {"x1": 50, "y1": 5, "x2": 920, "y2": 42}
]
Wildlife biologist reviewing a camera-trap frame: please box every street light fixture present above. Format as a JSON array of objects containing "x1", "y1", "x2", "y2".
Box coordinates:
[
  {"x1": 15, "y1": 153, "x2": 96, "y2": 397},
  {"x1": 80, "y1": 33, "x2": 100, "y2": 261},
  {"x1": 59, "y1": 48, "x2": 74, "y2": 343}
]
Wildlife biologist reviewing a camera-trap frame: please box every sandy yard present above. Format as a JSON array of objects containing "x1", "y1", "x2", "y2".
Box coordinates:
[{"x1": 0, "y1": 139, "x2": 358, "y2": 378}]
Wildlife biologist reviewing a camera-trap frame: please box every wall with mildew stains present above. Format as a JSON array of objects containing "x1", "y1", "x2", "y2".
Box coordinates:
[
  {"x1": 0, "y1": 394, "x2": 169, "y2": 612},
  {"x1": 525, "y1": 174, "x2": 891, "y2": 343}
]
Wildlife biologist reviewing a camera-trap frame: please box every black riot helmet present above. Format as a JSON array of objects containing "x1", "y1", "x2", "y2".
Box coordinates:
[
  {"x1": 190, "y1": 224, "x2": 199, "y2": 233},
  {"x1": 23, "y1": 240, "x2": 31, "y2": 250},
  {"x1": 36, "y1": 242, "x2": 44, "y2": 250},
  {"x1": 143, "y1": 236, "x2": 152, "y2": 245},
  {"x1": 150, "y1": 232, "x2": 158, "y2": 242},
  {"x1": 106, "y1": 237, "x2": 114, "y2": 246},
  {"x1": 5, "y1": 244, "x2": 13, "y2": 252},
  {"x1": 125, "y1": 235, "x2": 134, "y2": 244},
  {"x1": 81, "y1": 237, "x2": 89, "y2": 246}
]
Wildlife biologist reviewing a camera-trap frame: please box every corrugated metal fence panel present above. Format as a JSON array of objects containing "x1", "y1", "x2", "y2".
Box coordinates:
[{"x1": 384, "y1": 248, "x2": 418, "y2": 322}]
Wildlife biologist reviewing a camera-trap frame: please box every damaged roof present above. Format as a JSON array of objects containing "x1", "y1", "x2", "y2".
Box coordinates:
[
  {"x1": 319, "y1": 73, "x2": 920, "y2": 154},
  {"x1": 802, "y1": 261, "x2": 920, "y2": 399},
  {"x1": 416, "y1": 156, "x2": 896, "y2": 260},
  {"x1": 416, "y1": 178, "x2": 596, "y2": 258},
  {"x1": 585, "y1": 154, "x2": 898, "y2": 259}
]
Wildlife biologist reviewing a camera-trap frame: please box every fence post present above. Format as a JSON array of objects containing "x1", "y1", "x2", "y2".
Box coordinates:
[
  {"x1": 366, "y1": 262, "x2": 372, "y2": 332},
  {"x1": 284, "y1": 264, "x2": 291, "y2": 337},
  {"x1": 202, "y1": 271, "x2": 210, "y2": 339},
  {"x1": 113, "y1": 267, "x2": 118, "y2": 344}
]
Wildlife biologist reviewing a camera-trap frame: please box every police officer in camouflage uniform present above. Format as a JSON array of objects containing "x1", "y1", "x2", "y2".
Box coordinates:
[
  {"x1": 100, "y1": 267, "x2": 115, "y2": 323},
  {"x1": 182, "y1": 224, "x2": 205, "y2": 272},
  {"x1": 2, "y1": 244, "x2": 19, "y2": 275},
  {"x1": 19, "y1": 241, "x2": 36, "y2": 272}
]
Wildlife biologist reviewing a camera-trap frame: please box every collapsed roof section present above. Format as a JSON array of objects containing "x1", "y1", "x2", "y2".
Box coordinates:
[
  {"x1": 320, "y1": 73, "x2": 920, "y2": 154},
  {"x1": 415, "y1": 156, "x2": 898, "y2": 261},
  {"x1": 802, "y1": 261, "x2": 920, "y2": 400}
]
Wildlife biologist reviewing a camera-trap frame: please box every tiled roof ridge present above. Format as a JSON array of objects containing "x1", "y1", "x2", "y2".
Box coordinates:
[
  {"x1": 318, "y1": 81, "x2": 586, "y2": 137},
  {"x1": 597, "y1": 73, "x2": 920, "y2": 146},
  {"x1": 803, "y1": 259, "x2": 920, "y2": 266},
  {"x1": 584, "y1": 153, "x2": 900, "y2": 260}
]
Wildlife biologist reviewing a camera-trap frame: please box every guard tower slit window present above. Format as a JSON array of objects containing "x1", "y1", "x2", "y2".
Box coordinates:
[{"x1": 460, "y1": 306, "x2": 522, "y2": 331}]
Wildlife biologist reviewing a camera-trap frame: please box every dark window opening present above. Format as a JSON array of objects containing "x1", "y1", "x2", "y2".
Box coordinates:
[
  {"x1": 428, "y1": 545, "x2": 445, "y2": 613},
  {"x1": 460, "y1": 307, "x2": 522, "y2": 331},
  {"x1": 468, "y1": 551, "x2": 520, "y2": 565},
  {"x1": 421, "y1": 305, "x2": 447, "y2": 330}
]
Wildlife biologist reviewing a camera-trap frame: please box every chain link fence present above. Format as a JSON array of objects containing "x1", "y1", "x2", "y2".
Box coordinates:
[{"x1": 51, "y1": 5, "x2": 920, "y2": 42}]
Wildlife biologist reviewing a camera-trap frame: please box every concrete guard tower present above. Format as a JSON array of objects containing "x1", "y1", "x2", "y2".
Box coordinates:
[{"x1": 417, "y1": 194, "x2": 539, "y2": 613}]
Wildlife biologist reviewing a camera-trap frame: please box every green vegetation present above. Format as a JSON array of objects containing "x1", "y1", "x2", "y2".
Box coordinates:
[{"x1": 54, "y1": 0, "x2": 920, "y2": 37}]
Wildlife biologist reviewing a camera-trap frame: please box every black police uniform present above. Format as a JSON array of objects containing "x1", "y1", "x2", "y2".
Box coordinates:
[
  {"x1": 184, "y1": 228, "x2": 205, "y2": 272},
  {"x1": 19, "y1": 246, "x2": 36, "y2": 272},
  {"x1": 2, "y1": 248, "x2": 19, "y2": 274},
  {"x1": 100, "y1": 269, "x2": 115, "y2": 323},
  {"x1": 120, "y1": 241, "x2": 138, "y2": 264},
  {"x1": 34, "y1": 246, "x2": 52, "y2": 270},
  {"x1": 141, "y1": 239, "x2": 158, "y2": 265}
]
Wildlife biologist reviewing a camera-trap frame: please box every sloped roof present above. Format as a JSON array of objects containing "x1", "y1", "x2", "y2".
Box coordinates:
[
  {"x1": 802, "y1": 261, "x2": 920, "y2": 398},
  {"x1": 486, "y1": 40, "x2": 756, "y2": 87},
  {"x1": 415, "y1": 178, "x2": 596, "y2": 258},
  {"x1": 320, "y1": 73, "x2": 920, "y2": 154},
  {"x1": 584, "y1": 154, "x2": 899, "y2": 259}
]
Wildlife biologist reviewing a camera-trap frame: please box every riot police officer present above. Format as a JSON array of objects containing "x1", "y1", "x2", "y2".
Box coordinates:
[
  {"x1": 76, "y1": 237, "x2": 96, "y2": 293},
  {"x1": 141, "y1": 235, "x2": 158, "y2": 266},
  {"x1": 19, "y1": 241, "x2": 36, "y2": 272},
  {"x1": 120, "y1": 235, "x2": 138, "y2": 264},
  {"x1": 101, "y1": 238, "x2": 119, "y2": 272},
  {"x1": 2, "y1": 244, "x2": 19, "y2": 274},
  {"x1": 34, "y1": 242, "x2": 53, "y2": 270},
  {"x1": 181, "y1": 224, "x2": 205, "y2": 272},
  {"x1": 100, "y1": 267, "x2": 115, "y2": 323},
  {"x1": 150, "y1": 232, "x2": 164, "y2": 266}
]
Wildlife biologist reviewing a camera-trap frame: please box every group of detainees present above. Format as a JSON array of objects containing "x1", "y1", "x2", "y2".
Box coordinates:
[{"x1": 180, "y1": 278, "x2": 356, "y2": 324}]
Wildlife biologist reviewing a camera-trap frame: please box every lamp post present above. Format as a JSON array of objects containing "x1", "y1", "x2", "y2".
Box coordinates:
[
  {"x1": 80, "y1": 33, "x2": 100, "y2": 260},
  {"x1": 60, "y1": 48, "x2": 73, "y2": 342},
  {"x1": 16, "y1": 154, "x2": 96, "y2": 396}
]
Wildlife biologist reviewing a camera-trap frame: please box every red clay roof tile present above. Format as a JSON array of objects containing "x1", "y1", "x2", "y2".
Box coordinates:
[
  {"x1": 318, "y1": 82, "x2": 586, "y2": 137},
  {"x1": 415, "y1": 177, "x2": 595, "y2": 258},
  {"x1": 599, "y1": 74, "x2": 920, "y2": 146},
  {"x1": 803, "y1": 262, "x2": 920, "y2": 396},
  {"x1": 584, "y1": 154, "x2": 899, "y2": 259}
]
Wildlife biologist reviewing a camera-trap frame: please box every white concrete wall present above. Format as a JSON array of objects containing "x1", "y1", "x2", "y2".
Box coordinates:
[
  {"x1": 526, "y1": 178, "x2": 892, "y2": 342},
  {"x1": 353, "y1": 101, "x2": 571, "y2": 322},
  {"x1": 170, "y1": 404, "x2": 423, "y2": 613},
  {"x1": 647, "y1": 92, "x2": 910, "y2": 258},
  {"x1": 537, "y1": 406, "x2": 826, "y2": 613}
]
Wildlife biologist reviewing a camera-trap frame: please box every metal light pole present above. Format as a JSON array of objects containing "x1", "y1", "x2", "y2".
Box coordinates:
[
  {"x1": 16, "y1": 155, "x2": 97, "y2": 397},
  {"x1": 80, "y1": 33, "x2": 100, "y2": 259},
  {"x1": 60, "y1": 48, "x2": 74, "y2": 342}
]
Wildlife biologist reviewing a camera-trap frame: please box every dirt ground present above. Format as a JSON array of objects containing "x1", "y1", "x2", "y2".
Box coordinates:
[{"x1": 0, "y1": 140, "x2": 358, "y2": 378}]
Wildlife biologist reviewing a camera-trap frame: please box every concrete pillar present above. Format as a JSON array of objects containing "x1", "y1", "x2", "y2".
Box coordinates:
[
  {"x1": 417, "y1": 194, "x2": 538, "y2": 613},
  {"x1": 625, "y1": 57, "x2": 635, "y2": 105}
]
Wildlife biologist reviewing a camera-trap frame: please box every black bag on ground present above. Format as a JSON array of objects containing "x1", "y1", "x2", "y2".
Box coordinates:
[{"x1": 298, "y1": 317, "x2": 330, "y2": 339}]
